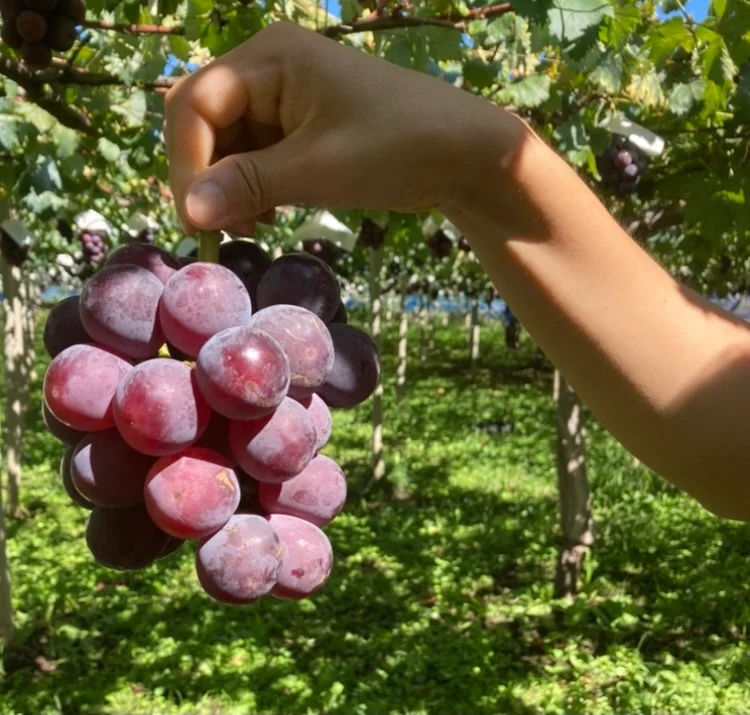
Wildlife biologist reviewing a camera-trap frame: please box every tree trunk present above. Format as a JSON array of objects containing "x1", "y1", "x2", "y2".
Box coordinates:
[
  {"x1": 369, "y1": 246, "x2": 385, "y2": 481},
  {"x1": 396, "y1": 285, "x2": 408, "y2": 403},
  {"x1": 418, "y1": 296, "x2": 428, "y2": 363},
  {"x1": 553, "y1": 370, "x2": 595, "y2": 598},
  {"x1": 1, "y1": 261, "x2": 33, "y2": 517},
  {"x1": 0, "y1": 449, "x2": 13, "y2": 646},
  {"x1": 464, "y1": 308, "x2": 472, "y2": 343},
  {"x1": 469, "y1": 296, "x2": 480, "y2": 369}
]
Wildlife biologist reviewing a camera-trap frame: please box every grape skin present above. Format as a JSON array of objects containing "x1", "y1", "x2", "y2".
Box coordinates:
[
  {"x1": 317, "y1": 324, "x2": 381, "y2": 408},
  {"x1": 193, "y1": 412, "x2": 235, "y2": 465},
  {"x1": 43, "y1": 295, "x2": 91, "y2": 358},
  {"x1": 46, "y1": 14, "x2": 76, "y2": 51},
  {"x1": 144, "y1": 448, "x2": 240, "y2": 540},
  {"x1": 44, "y1": 344, "x2": 132, "y2": 432},
  {"x1": 259, "y1": 455, "x2": 346, "y2": 526},
  {"x1": 257, "y1": 253, "x2": 341, "y2": 322},
  {"x1": 219, "y1": 239, "x2": 272, "y2": 309},
  {"x1": 71, "y1": 429, "x2": 154, "y2": 509},
  {"x1": 80, "y1": 264, "x2": 165, "y2": 360},
  {"x1": 157, "y1": 536, "x2": 185, "y2": 560},
  {"x1": 105, "y1": 243, "x2": 180, "y2": 286},
  {"x1": 16, "y1": 10, "x2": 46, "y2": 42},
  {"x1": 299, "y1": 393, "x2": 332, "y2": 452},
  {"x1": 113, "y1": 359, "x2": 211, "y2": 456},
  {"x1": 86, "y1": 504, "x2": 171, "y2": 571},
  {"x1": 196, "y1": 326, "x2": 290, "y2": 420},
  {"x1": 229, "y1": 397, "x2": 317, "y2": 483},
  {"x1": 57, "y1": 0, "x2": 85, "y2": 24},
  {"x1": 249, "y1": 305, "x2": 334, "y2": 400},
  {"x1": 61, "y1": 445, "x2": 95, "y2": 510},
  {"x1": 160, "y1": 263, "x2": 253, "y2": 358},
  {"x1": 20, "y1": 40, "x2": 51, "y2": 69},
  {"x1": 329, "y1": 300, "x2": 348, "y2": 324},
  {"x1": 267, "y1": 514, "x2": 334, "y2": 600},
  {"x1": 196, "y1": 514, "x2": 282, "y2": 604},
  {"x1": 44, "y1": 400, "x2": 87, "y2": 445}
]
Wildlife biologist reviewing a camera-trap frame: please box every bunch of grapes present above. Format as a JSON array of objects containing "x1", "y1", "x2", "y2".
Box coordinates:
[
  {"x1": 426, "y1": 229, "x2": 453, "y2": 259},
  {"x1": 79, "y1": 230, "x2": 106, "y2": 266},
  {"x1": 41, "y1": 240, "x2": 379, "y2": 604},
  {"x1": 1, "y1": 0, "x2": 85, "y2": 70},
  {"x1": 358, "y1": 218, "x2": 386, "y2": 250},
  {"x1": 303, "y1": 238, "x2": 342, "y2": 266},
  {"x1": 597, "y1": 135, "x2": 648, "y2": 197}
]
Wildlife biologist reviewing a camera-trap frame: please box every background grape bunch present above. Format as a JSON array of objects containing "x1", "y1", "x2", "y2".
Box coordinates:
[
  {"x1": 41, "y1": 239, "x2": 380, "y2": 605},
  {"x1": 79, "y1": 229, "x2": 106, "y2": 266},
  {"x1": 1, "y1": 0, "x2": 85, "y2": 71},
  {"x1": 597, "y1": 135, "x2": 649, "y2": 197}
]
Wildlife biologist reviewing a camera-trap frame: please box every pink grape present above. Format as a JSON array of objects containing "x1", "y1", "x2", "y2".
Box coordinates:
[
  {"x1": 196, "y1": 326, "x2": 290, "y2": 420},
  {"x1": 43, "y1": 295, "x2": 91, "y2": 358},
  {"x1": 249, "y1": 305, "x2": 334, "y2": 400},
  {"x1": 80, "y1": 264, "x2": 165, "y2": 359},
  {"x1": 71, "y1": 430, "x2": 154, "y2": 508},
  {"x1": 105, "y1": 243, "x2": 180, "y2": 285},
  {"x1": 229, "y1": 397, "x2": 316, "y2": 483},
  {"x1": 43, "y1": 400, "x2": 86, "y2": 446},
  {"x1": 259, "y1": 455, "x2": 346, "y2": 526},
  {"x1": 299, "y1": 393, "x2": 332, "y2": 452},
  {"x1": 144, "y1": 448, "x2": 240, "y2": 540},
  {"x1": 44, "y1": 344, "x2": 132, "y2": 431},
  {"x1": 160, "y1": 262, "x2": 253, "y2": 357},
  {"x1": 196, "y1": 514, "x2": 282, "y2": 604},
  {"x1": 268, "y1": 514, "x2": 334, "y2": 600},
  {"x1": 86, "y1": 504, "x2": 171, "y2": 571},
  {"x1": 113, "y1": 359, "x2": 210, "y2": 456},
  {"x1": 61, "y1": 445, "x2": 95, "y2": 510}
]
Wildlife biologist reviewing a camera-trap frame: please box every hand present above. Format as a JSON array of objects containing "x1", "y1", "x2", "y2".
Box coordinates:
[{"x1": 164, "y1": 21, "x2": 525, "y2": 236}]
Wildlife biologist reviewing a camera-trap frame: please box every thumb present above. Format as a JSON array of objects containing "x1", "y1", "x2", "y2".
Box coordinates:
[{"x1": 184, "y1": 141, "x2": 306, "y2": 233}]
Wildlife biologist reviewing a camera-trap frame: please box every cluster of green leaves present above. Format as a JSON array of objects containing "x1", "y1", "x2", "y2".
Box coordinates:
[{"x1": 3, "y1": 316, "x2": 750, "y2": 714}]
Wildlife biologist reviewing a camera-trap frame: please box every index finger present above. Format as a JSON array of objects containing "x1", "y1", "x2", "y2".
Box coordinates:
[{"x1": 164, "y1": 48, "x2": 283, "y2": 234}]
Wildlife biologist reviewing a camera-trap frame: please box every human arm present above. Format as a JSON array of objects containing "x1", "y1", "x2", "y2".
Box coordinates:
[{"x1": 164, "y1": 22, "x2": 750, "y2": 520}]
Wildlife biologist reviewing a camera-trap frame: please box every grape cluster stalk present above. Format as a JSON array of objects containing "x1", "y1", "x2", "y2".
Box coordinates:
[
  {"x1": 1, "y1": 0, "x2": 86, "y2": 70},
  {"x1": 42, "y1": 238, "x2": 380, "y2": 604}
]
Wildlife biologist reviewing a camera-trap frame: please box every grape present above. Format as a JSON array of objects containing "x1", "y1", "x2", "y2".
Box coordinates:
[
  {"x1": 615, "y1": 150, "x2": 632, "y2": 168},
  {"x1": 193, "y1": 412, "x2": 235, "y2": 465},
  {"x1": 317, "y1": 324, "x2": 380, "y2": 408},
  {"x1": 0, "y1": 0, "x2": 25, "y2": 18},
  {"x1": 196, "y1": 514, "x2": 282, "y2": 604},
  {"x1": 80, "y1": 264, "x2": 165, "y2": 360},
  {"x1": 358, "y1": 218, "x2": 386, "y2": 250},
  {"x1": 329, "y1": 300, "x2": 348, "y2": 324},
  {"x1": 299, "y1": 393, "x2": 332, "y2": 452},
  {"x1": 229, "y1": 397, "x2": 316, "y2": 483},
  {"x1": 61, "y1": 445, "x2": 95, "y2": 509},
  {"x1": 219, "y1": 239, "x2": 272, "y2": 308},
  {"x1": 16, "y1": 10, "x2": 46, "y2": 42},
  {"x1": 113, "y1": 359, "x2": 210, "y2": 456},
  {"x1": 43, "y1": 400, "x2": 86, "y2": 445},
  {"x1": 105, "y1": 243, "x2": 180, "y2": 286},
  {"x1": 249, "y1": 305, "x2": 334, "y2": 400},
  {"x1": 236, "y1": 471, "x2": 264, "y2": 515},
  {"x1": 144, "y1": 448, "x2": 240, "y2": 540},
  {"x1": 267, "y1": 514, "x2": 333, "y2": 600},
  {"x1": 623, "y1": 163, "x2": 639, "y2": 178},
  {"x1": 71, "y1": 430, "x2": 154, "y2": 509},
  {"x1": 160, "y1": 262, "x2": 253, "y2": 358},
  {"x1": 44, "y1": 344, "x2": 132, "y2": 431},
  {"x1": 57, "y1": 0, "x2": 85, "y2": 24},
  {"x1": 259, "y1": 455, "x2": 346, "y2": 526},
  {"x1": 256, "y1": 253, "x2": 341, "y2": 322},
  {"x1": 45, "y1": 14, "x2": 75, "y2": 51},
  {"x1": 1, "y1": 19, "x2": 23, "y2": 48},
  {"x1": 27, "y1": 0, "x2": 58, "y2": 11},
  {"x1": 20, "y1": 40, "x2": 51, "y2": 69},
  {"x1": 43, "y1": 295, "x2": 91, "y2": 358},
  {"x1": 157, "y1": 536, "x2": 185, "y2": 560},
  {"x1": 86, "y1": 504, "x2": 171, "y2": 571},
  {"x1": 196, "y1": 326, "x2": 290, "y2": 420},
  {"x1": 458, "y1": 236, "x2": 471, "y2": 253}
]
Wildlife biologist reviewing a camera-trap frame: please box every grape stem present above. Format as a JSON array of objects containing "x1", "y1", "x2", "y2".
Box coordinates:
[{"x1": 198, "y1": 232, "x2": 222, "y2": 263}]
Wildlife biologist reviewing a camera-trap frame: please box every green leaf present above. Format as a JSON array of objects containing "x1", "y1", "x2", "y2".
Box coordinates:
[
  {"x1": 463, "y1": 59, "x2": 499, "y2": 90},
  {"x1": 32, "y1": 157, "x2": 62, "y2": 193},
  {"x1": 114, "y1": 90, "x2": 148, "y2": 128},
  {"x1": 589, "y1": 52, "x2": 623, "y2": 92},
  {"x1": 485, "y1": 15, "x2": 517, "y2": 44},
  {"x1": 713, "y1": 0, "x2": 728, "y2": 20},
  {"x1": 668, "y1": 79, "x2": 706, "y2": 116},
  {"x1": 0, "y1": 117, "x2": 20, "y2": 151},
  {"x1": 599, "y1": 5, "x2": 640, "y2": 50},
  {"x1": 169, "y1": 35, "x2": 192, "y2": 61},
  {"x1": 702, "y1": 35, "x2": 737, "y2": 85},
  {"x1": 512, "y1": 0, "x2": 554, "y2": 24},
  {"x1": 547, "y1": 0, "x2": 615, "y2": 44},
  {"x1": 627, "y1": 67, "x2": 665, "y2": 106},
  {"x1": 50, "y1": 125, "x2": 79, "y2": 159},
  {"x1": 702, "y1": 78, "x2": 728, "y2": 113},
  {"x1": 498, "y1": 74, "x2": 552, "y2": 107},
  {"x1": 645, "y1": 17, "x2": 693, "y2": 67},
  {"x1": 340, "y1": 0, "x2": 360, "y2": 22},
  {"x1": 98, "y1": 138, "x2": 122, "y2": 163}
]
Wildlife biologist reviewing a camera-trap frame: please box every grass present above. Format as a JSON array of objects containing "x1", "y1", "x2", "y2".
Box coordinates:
[{"x1": 2, "y1": 312, "x2": 750, "y2": 714}]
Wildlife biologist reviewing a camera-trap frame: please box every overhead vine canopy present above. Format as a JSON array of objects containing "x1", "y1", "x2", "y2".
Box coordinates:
[{"x1": 0, "y1": 0, "x2": 748, "y2": 293}]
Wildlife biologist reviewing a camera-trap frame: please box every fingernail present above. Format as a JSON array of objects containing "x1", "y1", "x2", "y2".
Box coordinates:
[{"x1": 186, "y1": 181, "x2": 228, "y2": 227}]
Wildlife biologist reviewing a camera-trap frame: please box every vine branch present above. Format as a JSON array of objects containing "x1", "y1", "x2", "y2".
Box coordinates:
[{"x1": 82, "y1": 20, "x2": 184, "y2": 35}]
